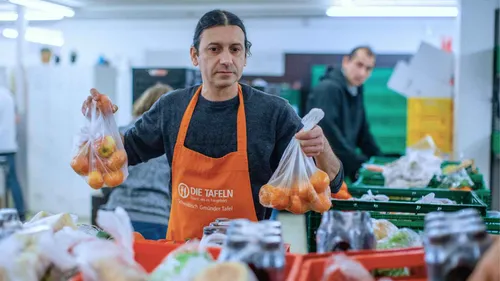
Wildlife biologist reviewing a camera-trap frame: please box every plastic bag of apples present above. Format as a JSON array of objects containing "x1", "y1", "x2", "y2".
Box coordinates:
[
  {"x1": 259, "y1": 108, "x2": 332, "y2": 215},
  {"x1": 71, "y1": 98, "x2": 128, "y2": 189}
]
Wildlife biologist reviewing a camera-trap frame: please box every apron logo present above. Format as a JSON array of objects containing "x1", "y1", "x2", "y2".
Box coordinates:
[{"x1": 178, "y1": 183, "x2": 190, "y2": 199}]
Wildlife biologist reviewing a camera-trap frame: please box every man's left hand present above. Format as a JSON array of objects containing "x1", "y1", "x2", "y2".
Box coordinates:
[{"x1": 296, "y1": 125, "x2": 326, "y2": 157}]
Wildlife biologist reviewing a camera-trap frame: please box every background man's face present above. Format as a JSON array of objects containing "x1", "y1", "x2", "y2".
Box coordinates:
[{"x1": 342, "y1": 49, "x2": 376, "y2": 87}]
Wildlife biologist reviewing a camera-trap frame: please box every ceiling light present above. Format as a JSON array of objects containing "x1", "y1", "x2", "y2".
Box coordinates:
[
  {"x1": 0, "y1": 11, "x2": 64, "y2": 21},
  {"x1": 2, "y1": 27, "x2": 65, "y2": 47},
  {"x1": 8, "y1": 0, "x2": 75, "y2": 18},
  {"x1": 326, "y1": 6, "x2": 459, "y2": 18}
]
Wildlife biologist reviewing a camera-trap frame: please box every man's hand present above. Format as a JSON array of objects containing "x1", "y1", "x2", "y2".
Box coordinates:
[
  {"x1": 295, "y1": 125, "x2": 326, "y2": 157},
  {"x1": 81, "y1": 88, "x2": 118, "y2": 118},
  {"x1": 467, "y1": 235, "x2": 500, "y2": 281}
]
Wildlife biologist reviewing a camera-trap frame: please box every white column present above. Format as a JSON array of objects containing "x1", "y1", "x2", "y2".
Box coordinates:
[
  {"x1": 14, "y1": 5, "x2": 29, "y2": 209},
  {"x1": 454, "y1": 0, "x2": 497, "y2": 189},
  {"x1": 15, "y1": 5, "x2": 27, "y2": 113}
]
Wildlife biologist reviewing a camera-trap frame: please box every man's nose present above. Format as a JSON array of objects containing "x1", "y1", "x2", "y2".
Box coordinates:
[{"x1": 219, "y1": 50, "x2": 232, "y2": 65}]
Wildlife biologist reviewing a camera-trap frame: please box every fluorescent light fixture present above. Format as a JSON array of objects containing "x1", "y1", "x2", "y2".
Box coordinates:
[
  {"x1": 8, "y1": 0, "x2": 75, "y2": 18},
  {"x1": 326, "y1": 6, "x2": 459, "y2": 18},
  {"x1": 2, "y1": 27, "x2": 65, "y2": 47},
  {"x1": 0, "y1": 11, "x2": 64, "y2": 21}
]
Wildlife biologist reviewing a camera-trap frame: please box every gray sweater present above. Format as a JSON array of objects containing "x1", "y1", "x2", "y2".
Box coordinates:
[
  {"x1": 104, "y1": 122, "x2": 171, "y2": 225},
  {"x1": 123, "y1": 83, "x2": 344, "y2": 220}
]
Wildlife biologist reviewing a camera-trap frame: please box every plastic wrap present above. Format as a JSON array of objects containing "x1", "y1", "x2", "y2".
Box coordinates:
[
  {"x1": 259, "y1": 108, "x2": 332, "y2": 214},
  {"x1": 372, "y1": 219, "x2": 398, "y2": 241},
  {"x1": 357, "y1": 190, "x2": 390, "y2": 202},
  {"x1": 71, "y1": 99, "x2": 128, "y2": 189},
  {"x1": 416, "y1": 193, "x2": 456, "y2": 205},
  {"x1": 71, "y1": 207, "x2": 147, "y2": 281},
  {"x1": 377, "y1": 228, "x2": 422, "y2": 250},
  {"x1": 321, "y1": 254, "x2": 376, "y2": 281},
  {"x1": 382, "y1": 150, "x2": 442, "y2": 188},
  {"x1": 148, "y1": 240, "x2": 215, "y2": 281}
]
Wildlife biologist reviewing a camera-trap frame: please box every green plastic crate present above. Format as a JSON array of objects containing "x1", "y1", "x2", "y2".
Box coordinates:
[
  {"x1": 355, "y1": 156, "x2": 491, "y2": 207},
  {"x1": 493, "y1": 130, "x2": 500, "y2": 155},
  {"x1": 306, "y1": 210, "x2": 498, "y2": 253},
  {"x1": 336, "y1": 187, "x2": 487, "y2": 216}
]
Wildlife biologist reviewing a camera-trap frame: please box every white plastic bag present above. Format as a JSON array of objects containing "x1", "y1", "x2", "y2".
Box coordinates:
[
  {"x1": 72, "y1": 207, "x2": 147, "y2": 281},
  {"x1": 71, "y1": 99, "x2": 128, "y2": 189},
  {"x1": 259, "y1": 108, "x2": 332, "y2": 214}
]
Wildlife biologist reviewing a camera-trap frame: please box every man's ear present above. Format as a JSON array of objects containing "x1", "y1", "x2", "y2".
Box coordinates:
[{"x1": 190, "y1": 46, "x2": 198, "y2": 66}]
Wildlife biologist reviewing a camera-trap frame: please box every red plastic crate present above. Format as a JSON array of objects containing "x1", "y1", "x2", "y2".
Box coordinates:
[
  {"x1": 299, "y1": 248, "x2": 427, "y2": 281},
  {"x1": 72, "y1": 240, "x2": 300, "y2": 281}
]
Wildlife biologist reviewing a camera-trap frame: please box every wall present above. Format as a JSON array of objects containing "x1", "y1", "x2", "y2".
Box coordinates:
[
  {"x1": 0, "y1": 17, "x2": 456, "y2": 68},
  {"x1": 0, "y1": 17, "x2": 457, "y2": 218}
]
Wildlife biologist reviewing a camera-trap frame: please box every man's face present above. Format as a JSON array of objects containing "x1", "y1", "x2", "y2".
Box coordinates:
[
  {"x1": 341, "y1": 49, "x2": 376, "y2": 87},
  {"x1": 190, "y1": 25, "x2": 247, "y2": 89}
]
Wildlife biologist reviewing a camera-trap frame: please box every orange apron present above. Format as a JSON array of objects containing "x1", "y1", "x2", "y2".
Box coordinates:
[{"x1": 166, "y1": 84, "x2": 258, "y2": 241}]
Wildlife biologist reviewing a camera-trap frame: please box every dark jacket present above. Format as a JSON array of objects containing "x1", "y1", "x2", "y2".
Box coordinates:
[{"x1": 306, "y1": 68, "x2": 382, "y2": 180}]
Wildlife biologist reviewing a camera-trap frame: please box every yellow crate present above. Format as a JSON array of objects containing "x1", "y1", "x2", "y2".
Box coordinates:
[
  {"x1": 408, "y1": 97, "x2": 453, "y2": 116},
  {"x1": 407, "y1": 114, "x2": 453, "y2": 132}
]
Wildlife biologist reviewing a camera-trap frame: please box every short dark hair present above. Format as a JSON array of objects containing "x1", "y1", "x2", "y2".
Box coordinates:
[
  {"x1": 192, "y1": 10, "x2": 252, "y2": 56},
  {"x1": 347, "y1": 46, "x2": 375, "y2": 59}
]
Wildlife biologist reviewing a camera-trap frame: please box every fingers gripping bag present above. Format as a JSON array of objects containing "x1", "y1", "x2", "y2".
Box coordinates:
[
  {"x1": 71, "y1": 99, "x2": 128, "y2": 189},
  {"x1": 259, "y1": 108, "x2": 332, "y2": 214}
]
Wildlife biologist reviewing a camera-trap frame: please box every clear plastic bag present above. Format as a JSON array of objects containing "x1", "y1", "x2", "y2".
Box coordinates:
[
  {"x1": 372, "y1": 219, "x2": 399, "y2": 241},
  {"x1": 259, "y1": 108, "x2": 332, "y2": 214},
  {"x1": 148, "y1": 240, "x2": 215, "y2": 281},
  {"x1": 377, "y1": 228, "x2": 422, "y2": 250},
  {"x1": 71, "y1": 99, "x2": 128, "y2": 189},
  {"x1": 436, "y1": 167, "x2": 474, "y2": 190},
  {"x1": 72, "y1": 207, "x2": 147, "y2": 281},
  {"x1": 321, "y1": 254, "x2": 376, "y2": 281}
]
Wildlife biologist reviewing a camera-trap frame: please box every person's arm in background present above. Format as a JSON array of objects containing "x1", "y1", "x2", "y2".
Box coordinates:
[
  {"x1": 82, "y1": 89, "x2": 165, "y2": 166},
  {"x1": 467, "y1": 235, "x2": 500, "y2": 281},
  {"x1": 356, "y1": 97, "x2": 383, "y2": 157},
  {"x1": 309, "y1": 82, "x2": 368, "y2": 178},
  {"x1": 273, "y1": 102, "x2": 344, "y2": 193}
]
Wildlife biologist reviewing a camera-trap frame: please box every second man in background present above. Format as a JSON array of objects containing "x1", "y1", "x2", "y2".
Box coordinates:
[{"x1": 307, "y1": 46, "x2": 382, "y2": 181}]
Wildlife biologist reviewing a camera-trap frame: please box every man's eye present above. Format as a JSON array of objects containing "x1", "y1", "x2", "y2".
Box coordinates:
[
  {"x1": 231, "y1": 47, "x2": 242, "y2": 53},
  {"x1": 209, "y1": 47, "x2": 219, "y2": 52}
]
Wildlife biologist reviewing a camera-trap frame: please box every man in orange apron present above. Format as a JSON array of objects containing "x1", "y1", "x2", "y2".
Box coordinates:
[{"x1": 82, "y1": 10, "x2": 344, "y2": 241}]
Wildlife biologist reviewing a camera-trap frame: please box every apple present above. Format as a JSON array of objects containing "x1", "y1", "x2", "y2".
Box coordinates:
[
  {"x1": 106, "y1": 150, "x2": 127, "y2": 171},
  {"x1": 94, "y1": 136, "x2": 116, "y2": 158},
  {"x1": 88, "y1": 171, "x2": 104, "y2": 189},
  {"x1": 104, "y1": 170, "x2": 124, "y2": 187},
  {"x1": 70, "y1": 155, "x2": 89, "y2": 176}
]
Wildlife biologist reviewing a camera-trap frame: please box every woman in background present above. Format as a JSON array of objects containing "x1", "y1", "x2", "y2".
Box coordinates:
[{"x1": 104, "y1": 83, "x2": 173, "y2": 240}]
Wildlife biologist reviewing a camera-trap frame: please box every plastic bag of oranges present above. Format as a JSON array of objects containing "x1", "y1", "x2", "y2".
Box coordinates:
[
  {"x1": 259, "y1": 108, "x2": 332, "y2": 214},
  {"x1": 71, "y1": 99, "x2": 128, "y2": 189}
]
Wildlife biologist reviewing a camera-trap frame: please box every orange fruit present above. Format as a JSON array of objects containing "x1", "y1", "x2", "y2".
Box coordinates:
[
  {"x1": 310, "y1": 170, "x2": 330, "y2": 193},
  {"x1": 287, "y1": 196, "x2": 309, "y2": 214},
  {"x1": 70, "y1": 155, "x2": 89, "y2": 176},
  {"x1": 298, "y1": 183, "x2": 318, "y2": 203},
  {"x1": 104, "y1": 170, "x2": 125, "y2": 187},
  {"x1": 88, "y1": 171, "x2": 104, "y2": 189},
  {"x1": 269, "y1": 187, "x2": 290, "y2": 210},
  {"x1": 259, "y1": 184, "x2": 274, "y2": 206},
  {"x1": 106, "y1": 150, "x2": 127, "y2": 171},
  {"x1": 92, "y1": 157, "x2": 108, "y2": 173},
  {"x1": 312, "y1": 193, "x2": 332, "y2": 213}
]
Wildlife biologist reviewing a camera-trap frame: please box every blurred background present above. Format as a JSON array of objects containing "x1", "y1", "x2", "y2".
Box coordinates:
[{"x1": 0, "y1": 0, "x2": 498, "y2": 251}]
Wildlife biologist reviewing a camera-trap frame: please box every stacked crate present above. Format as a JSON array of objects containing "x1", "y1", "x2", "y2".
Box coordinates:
[
  {"x1": 310, "y1": 65, "x2": 408, "y2": 155},
  {"x1": 363, "y1": 68, "x2": 407, "y2": 154},
  {"x1": 407, "y1": 97, "x2": 454, "y2": 153}
]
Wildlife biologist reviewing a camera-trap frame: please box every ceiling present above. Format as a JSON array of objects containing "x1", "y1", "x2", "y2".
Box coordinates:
[{"x1": 0, "y1": 0, "x2": 458, "y2": 20}]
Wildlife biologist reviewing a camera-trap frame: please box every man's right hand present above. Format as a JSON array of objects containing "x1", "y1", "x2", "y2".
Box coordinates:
[{"x1": 81, "y1": 88, "x2": 118, "y2": 118}]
